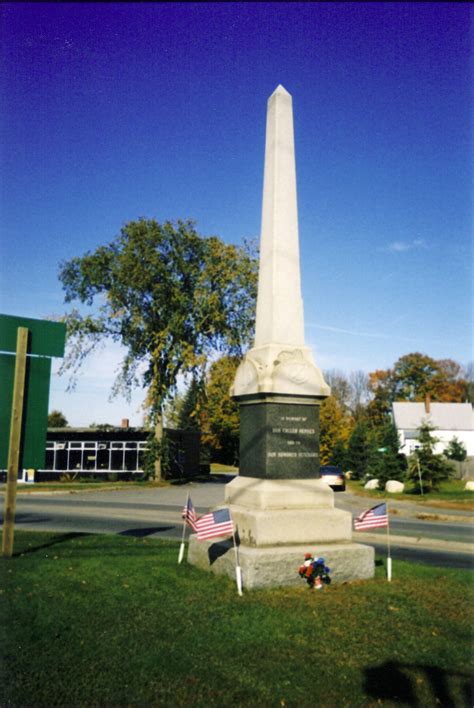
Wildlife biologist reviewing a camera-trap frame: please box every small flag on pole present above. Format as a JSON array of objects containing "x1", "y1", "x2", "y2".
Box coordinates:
[
  {"x1": 178, "y1": 495, "x2": 198, "y2": 564},
  {"x1": 354, "y1": 501, "x2": 392, "y2": 581},
  {"x1": 353, "y1": 502, "x2": 388, "y2": 531},
  {"x1": 182, "y1": 496, "x2": 198, "y2": 531},
  {"x1": 195, "y1": 507, "x2": 234, "y2": 541}
]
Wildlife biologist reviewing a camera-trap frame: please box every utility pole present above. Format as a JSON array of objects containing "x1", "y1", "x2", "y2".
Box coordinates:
[{"x1": 413, "y1": 445, "x2": 424, "y2": 496}]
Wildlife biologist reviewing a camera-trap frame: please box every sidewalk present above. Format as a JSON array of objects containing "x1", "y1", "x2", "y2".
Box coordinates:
[{"x1": 355, "y1": 531, "x2": 473, "y2": 554}]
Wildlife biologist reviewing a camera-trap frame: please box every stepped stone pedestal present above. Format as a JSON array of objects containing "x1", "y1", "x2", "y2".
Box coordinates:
[
  {"x1": 188, "y1": 85, "x2": 374, "y2": 589},
  {"x1": 188, "y1": 477, "x2": 374, "y2": 589}
]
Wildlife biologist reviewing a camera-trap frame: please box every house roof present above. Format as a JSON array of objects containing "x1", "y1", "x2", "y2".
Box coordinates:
[{"x1": 392, "y1": 402, "x2": 474, "y2": 431}]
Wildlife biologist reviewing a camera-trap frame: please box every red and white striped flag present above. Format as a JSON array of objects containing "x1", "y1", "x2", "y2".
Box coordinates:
[
  {"x1": 182, "y1": 496, "x2": 198, "y2": 531},
  {"x1": 354, "y1": 502, "x2": 388, "y2": 531},
  {"x1": 195, "y1": 507, "x2": 234, "y2": 540}
]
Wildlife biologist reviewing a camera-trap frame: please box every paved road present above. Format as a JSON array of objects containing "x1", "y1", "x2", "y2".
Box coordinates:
[
  {"x1": 2, "y1": 479, "x2": 473, "y2": 568},
  {"x1": 369, "y1": 543, "x2": 472, "y2": 569}
]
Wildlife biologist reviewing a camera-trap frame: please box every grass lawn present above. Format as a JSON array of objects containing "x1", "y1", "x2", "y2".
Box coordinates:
[
  {"x1": 1, "y1": 531, "x2": 472, "y2": 707},
  {"x1": 210, "y1": 462, "x2": 239, "y2": 474}
]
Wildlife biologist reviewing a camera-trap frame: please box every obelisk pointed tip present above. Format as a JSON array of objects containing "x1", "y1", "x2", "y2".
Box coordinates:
[{"x1": 270, "y1": 84, "x2": 291, "y2": 98}]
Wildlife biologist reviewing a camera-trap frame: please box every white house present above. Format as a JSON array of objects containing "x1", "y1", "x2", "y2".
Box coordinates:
[{"x1": 392, "y1": 399, "x2": 474, "y2": 457}]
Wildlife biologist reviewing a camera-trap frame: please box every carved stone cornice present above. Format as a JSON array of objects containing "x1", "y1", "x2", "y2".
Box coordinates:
[{"x1": 231, "y1": 343, "x2": 330, "y2": 398}]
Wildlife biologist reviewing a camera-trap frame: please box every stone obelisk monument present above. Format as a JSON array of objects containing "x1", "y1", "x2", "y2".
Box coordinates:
[{"x1": 189, "y1": 86, "x2": 374, "y2": 588}]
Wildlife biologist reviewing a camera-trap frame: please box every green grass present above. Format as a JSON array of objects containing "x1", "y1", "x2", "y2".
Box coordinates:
[
  {"x1": 210, "y1": 462, "x2": 239, "y2": 474},
  {"x1": 347, "y1": 478, "x2": 474, "y2": 509},
  {"x1": 1, "y1": 531, "x2": 472, "y2": 707}
]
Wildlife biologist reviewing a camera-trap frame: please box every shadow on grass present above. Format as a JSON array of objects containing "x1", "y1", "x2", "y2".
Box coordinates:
[
  {"x1": 11, "y1": 532, "x2": 91, "y2": 558},
  {"x1": 364, "y1": 660, "x2": 471, "y2": 706},
  {"x1": 171, "y1": 474, "x2": 236, "y2": 486},
  {"x1": 119, "y1": 526, "x2": 175, "y2": 538},
  {"x1": 8, "y1": 513, "x2": 52, "y2": 524}
]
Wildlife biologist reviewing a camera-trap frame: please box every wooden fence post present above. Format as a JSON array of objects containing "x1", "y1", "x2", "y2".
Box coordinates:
[{"x1": 2, "y1": 327, "x2": 29, "y2": 558}]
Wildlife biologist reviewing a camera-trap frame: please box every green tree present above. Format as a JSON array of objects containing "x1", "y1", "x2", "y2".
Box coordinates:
[
  {"x1": 162, "y1": 392, "x2": 185, "y2": 429},
  {"x1": 392, "y1": 352, "x2": 441, "y2": 400},
  {"x1": 346, "y1": 421, "x2": 372, "y2": 480},
  {"x1": 177, "y1": 377, "x2": 204, "y2": 431},
  {"x1": 444, "y1": 437, "x2": 467, "y2": 462},
  {"x1": 328, "y1": 438, "x2": 347, "y2": 469},
  {"x1": 367, "y1": 353, "x2": 469, "y2": 428},
  {"x1": 374, "y1": 421, "x2": 407, "y2": 487},
  {"x1": 89, "y1": 422, "x2": 115, "y2": 431},
  {"x1": 202, "y1": 356, "x2": 240, "y2": 465},
  {"x1": 407, "y1": 423, "x2": 453, "y2": 492},
  {"x1": 47, "y1": 410, "x2": 69, "y2": 428},
  {"x1": 367, "y1": 369, "x2": 395, "y2": 426},
  {"x1": 368, "y1": 353, "x2": 469, "y2": 412},
  {"x1": 58, "y1": 218, "x2": 257, "y2": 479}
]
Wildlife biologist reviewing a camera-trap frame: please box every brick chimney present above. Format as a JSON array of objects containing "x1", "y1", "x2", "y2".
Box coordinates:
[
  {"x1": 121, "y1": 418, "x2": 130, "y2": 429},
  {"x1": 424, "y1": 394, "x2": 431, "y2": 414}
]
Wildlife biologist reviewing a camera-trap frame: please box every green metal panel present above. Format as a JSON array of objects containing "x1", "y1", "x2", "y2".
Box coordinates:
[
  {"x1": 1, "y1": 356, "x2": 19, "y2": 468},
  {"x1": 0, "y1": 353, "x2": 52, "y2": 469},
  {"x1": 0, "y1": 314, "x2": 66, "y2": 357}
]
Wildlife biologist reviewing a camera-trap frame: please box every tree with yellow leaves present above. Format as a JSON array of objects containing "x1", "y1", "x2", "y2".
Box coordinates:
[{"x1": 319, "y1": 396, "x2": 354, "y2": 466}]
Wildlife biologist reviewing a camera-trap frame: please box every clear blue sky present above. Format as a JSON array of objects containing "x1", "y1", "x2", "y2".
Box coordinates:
[{"x1": 1, "y1": 3, "x2": 472, "y2": 426}]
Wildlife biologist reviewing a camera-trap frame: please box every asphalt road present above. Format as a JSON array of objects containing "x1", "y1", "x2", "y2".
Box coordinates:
[
  {"x1": 369, "y1": 543, "x2": 472, "y2": 569},
  {"x1": 2, "y1": 479, "x2": 473, "y2": 569}
]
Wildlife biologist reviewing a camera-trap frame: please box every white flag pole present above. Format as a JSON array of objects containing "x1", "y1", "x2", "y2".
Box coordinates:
[
  {"x1": 230, "y1": 513, "x2": 243, "y2": 596},
  {"x1": 178, "y1": 493, "x2": 189, "y2": 564},
  {"x1": 386, "y1": 501, "x2": 392, "y2": 582}
]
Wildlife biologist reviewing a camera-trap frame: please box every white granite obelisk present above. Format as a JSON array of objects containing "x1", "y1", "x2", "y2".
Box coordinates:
[
  {"x1": 255, "y1": 83, "x2": 304, "y2": 349},
  {"x1": 232, "y1": 84, "x2": 329, "y2": 399},
  {"x1": 188, "y1": 86, "x2": 374, "y2": 588}
]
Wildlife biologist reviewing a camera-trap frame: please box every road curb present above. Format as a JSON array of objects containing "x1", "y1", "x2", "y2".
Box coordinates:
[{"x1": 356, "y1": 532, "x2": 474, "y2": 553}]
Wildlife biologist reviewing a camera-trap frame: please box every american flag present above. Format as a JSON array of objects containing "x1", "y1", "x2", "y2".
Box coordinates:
[
  {"x1": 195, "y1": 507, "x2": 234, "y2": 540},
  {"x1": 354, "y1": 502, "x2": 389, "y2": 531},
  {"x1": 182, "y1": 496, "x2": 198, "y2": 531}
]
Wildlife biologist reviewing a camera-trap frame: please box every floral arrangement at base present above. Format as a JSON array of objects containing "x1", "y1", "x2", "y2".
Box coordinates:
[{"x1": 298, "y1": 553, "x2": 331, "y2": 590}]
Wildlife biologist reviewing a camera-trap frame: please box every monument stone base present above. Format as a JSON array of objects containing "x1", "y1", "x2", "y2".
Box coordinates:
[
  {"x1": 187, "y1": 538, "x2": 375, "y2": 590},
  {"x1": 224, "y1": 476, "x2": 352, "y2": 546},
  {"x1": 187, "y1": 477, "x2": 375, "y2": 589}
]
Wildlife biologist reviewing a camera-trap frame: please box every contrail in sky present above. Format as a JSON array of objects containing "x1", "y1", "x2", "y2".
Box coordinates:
[{"x1": 307, "y1": 323, "x2": 443, "y2": 345}]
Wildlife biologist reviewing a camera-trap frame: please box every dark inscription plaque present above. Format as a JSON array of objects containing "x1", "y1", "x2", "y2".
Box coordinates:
[{"x1": 238, "y1": 399, "x2": 320, "y2": 479}]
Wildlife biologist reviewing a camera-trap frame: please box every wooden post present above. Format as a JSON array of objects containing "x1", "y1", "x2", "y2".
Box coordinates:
[{"x1": 2, "y1": 327, "x2": 29, "y2": 558}]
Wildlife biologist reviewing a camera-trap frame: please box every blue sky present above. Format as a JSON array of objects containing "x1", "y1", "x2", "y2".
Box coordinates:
[{"x1": 1, "y1": 3, "x2": 472, "y2": 426}]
